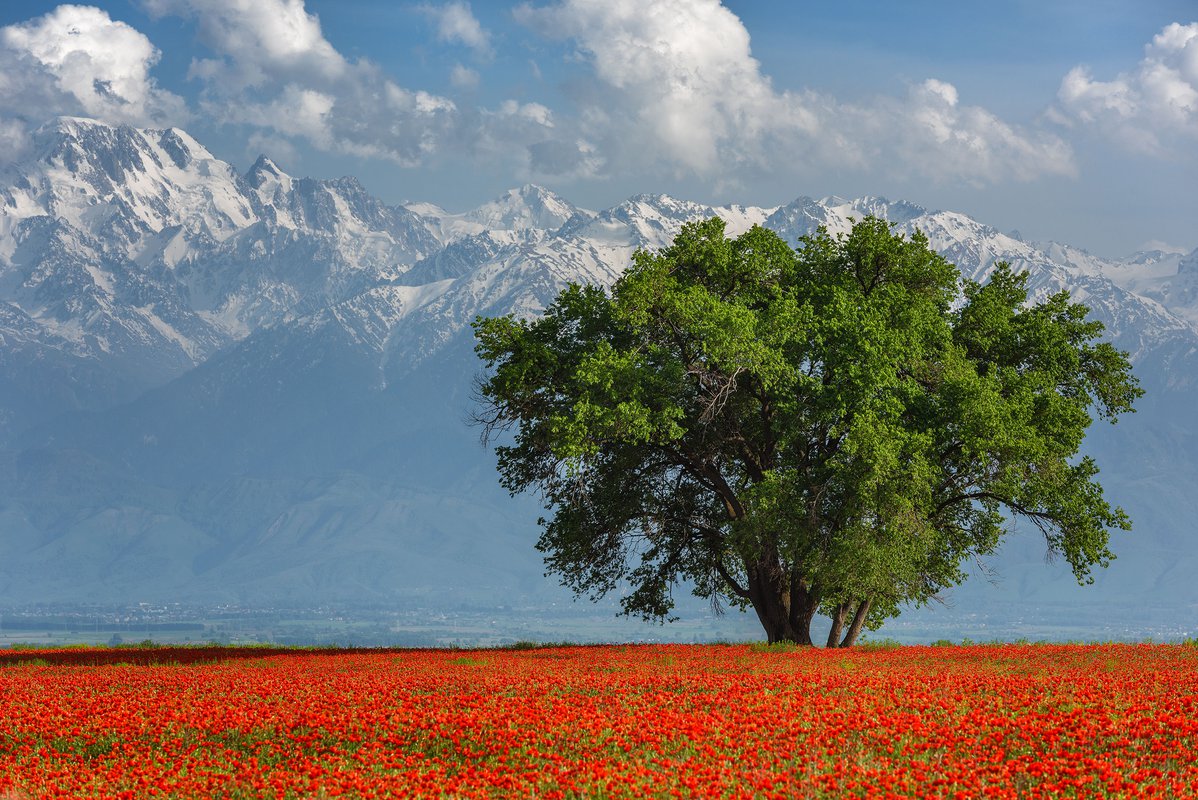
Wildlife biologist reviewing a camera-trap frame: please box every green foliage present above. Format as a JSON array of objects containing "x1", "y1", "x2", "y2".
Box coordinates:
[
  {"x1": 749, "y1": 641, "x2": 804, "y2": 654},
  {"x1": 449, "y1": 656, "x2": 489, "y2": 666},
  {"x1": 473, "y1": 216, "x2": 1141, "y2": 645},
  {"x1": 498, "y1": 640, "x2": 579, "y2": 650},
  {"x1": 855, "y1": 638, "x2": 903, "y2": 651}
]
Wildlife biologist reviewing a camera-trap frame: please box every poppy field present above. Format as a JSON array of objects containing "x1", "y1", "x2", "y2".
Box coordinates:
[{"x1": 1, "y1": 642, "x2": 1196, "y2": 798}]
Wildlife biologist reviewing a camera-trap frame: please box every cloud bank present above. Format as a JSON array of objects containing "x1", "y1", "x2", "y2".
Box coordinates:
[
  {"x1": 1055, "y1": 22, "x2": 1198, "y2": 157},
  {"x1": 7, "y1": 0, "x2": 1153, "y2": 189},
  {"x1": 134, "y1": 0, "x2": 559, "y2": 169},
  {"x1": 514, "y1": 0, "x2": 1076, "y2": 184},
  {"x1": 143, "y1": 0, "x2": 457, "y2": 165}
]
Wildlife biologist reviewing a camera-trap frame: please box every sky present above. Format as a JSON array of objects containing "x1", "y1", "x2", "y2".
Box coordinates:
[{"x1": 0, "y1": 1, "x2": 1194, "y2": 258}]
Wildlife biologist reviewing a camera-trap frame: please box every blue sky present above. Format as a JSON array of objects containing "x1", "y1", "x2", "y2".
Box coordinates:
[{"x1": 0, "y1": 1, "x2": 1195, "y2": 257}]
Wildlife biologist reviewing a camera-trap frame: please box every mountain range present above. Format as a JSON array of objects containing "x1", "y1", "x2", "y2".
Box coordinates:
[{"x1": 2, "y1": 117, "x2": 1195, "y2": 642}]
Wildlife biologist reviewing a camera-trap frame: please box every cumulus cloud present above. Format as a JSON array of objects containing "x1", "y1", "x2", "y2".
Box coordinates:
[
  {"x1": 515, "y1": 0, "x2": 781, "y2": 173},
  {"x1": 515, "y1": 0, "x2": 1073, "y2": 184},
  {"x1": 0, "y1": 117, "x2": 31, "y2": 161},
  {"x1": 450, "y1": 63, "x2": 480, "y2": 89},
  {"x1": 1055, "y1": 22, "x2": 1198, "y2": 156},
  {"x1": 422, "y1": 2, "x2": 492, "y2": 57},
  {"x1": 137, "y1": 0, "x2": 559, "y2": 170},
  {"x1": 0, "y1": 0, "x2": 1079, "y2": 189},
  {"x1": 145, "y1": 0, "x2": 345, "y2": 88},
  {"x1": 0, "y1": 4, "x2": 187, "y2": 127},
  {"x1": 144, "y1": 0, "x2": 466, "y2": 166},
  {"x1": 883, "y1": 79, "x2": 1077, "y2": 183}
]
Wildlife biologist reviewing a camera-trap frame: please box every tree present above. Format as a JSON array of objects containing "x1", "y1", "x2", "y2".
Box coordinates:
[{"x1": 472, "y1": 217, "x2": 1141, "y2": 646}]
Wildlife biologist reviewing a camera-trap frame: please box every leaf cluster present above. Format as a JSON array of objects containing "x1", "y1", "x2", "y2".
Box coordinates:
[{"x1": 473, "y1": 217, "x2": 1141, "y2": 625}]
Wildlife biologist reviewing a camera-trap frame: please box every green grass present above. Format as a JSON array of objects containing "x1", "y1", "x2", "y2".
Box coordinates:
[{"x1": 855, "y1": 637, "x2": 902, "y2": 651}]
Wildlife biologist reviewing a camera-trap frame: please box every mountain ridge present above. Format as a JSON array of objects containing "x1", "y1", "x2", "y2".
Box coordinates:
[{"x1": 2, "y1": 117, "x2": 1196, "y2": 641}]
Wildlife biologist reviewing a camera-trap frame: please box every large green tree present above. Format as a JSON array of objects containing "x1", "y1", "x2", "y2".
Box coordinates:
[{"x1": 472, "y1": 217, "x2": 1141, "y2": 645}]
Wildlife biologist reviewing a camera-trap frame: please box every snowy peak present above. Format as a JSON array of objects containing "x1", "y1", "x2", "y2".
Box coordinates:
[
  {"x1": 2, "y1": 115, "x2": 1196, "y2": 431},
  {"x1": 564, "y1": 193, "x2": 773, "y2": 249},
  {"x1": 245, "y1": 154, "x2": 293, "y2": 200},
  {"x1": 408, "y1": 188, "x2": 772, "y2": 253},
  {"x1": 463, "y1": 184, "x2": 582, "y2": 232},
  {"x1": 235, "y1": 158, "x2": 437, "y2": 269},
  {"x1": 6, "y1": 116, "x2": 255, "y2": 253},
  {"x1": 1101, "y1": 246, "x2": 1198, "y2": 329},
  {"x1": 33, "y1": 116, "x2": 215, "y2": 175},
  {"x1": 769, "y1": 196, "x2": 1033, "y2": 276},
  {"x1": 409, "y1": 184, "x2": 590, "y2": 244},
  {"x1": 246, "y1": 154, "x2": 287, "y2": 185},
  {"x1": 767, "y1": 195, "x2": 931, "y2": 244},
  {"x1": 0, "y1": 118, "x2": 444, "y2": 400},
  {"x1": 1030, "y1": 241, "x2": 1111, "y2": 275},
  {"x1": 1120, "y1": 249, "x2": 1185, "y2": 269},
  {"x1": 765, "y1": 196, "x2": 841, "y2": 242},
  {"x1": 822, "y1": 195, "x2": 930, "y2": 225}
]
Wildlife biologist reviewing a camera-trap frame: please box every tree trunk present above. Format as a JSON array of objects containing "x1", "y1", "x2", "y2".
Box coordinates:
[
  {"x1": 745, "y1": 558, "x2": 818, "y2": 645},
  {"x1": 839, "y1": 598, "x2": 872, "y2": 648},
  {"x1": 826, "y1": 602, "x2": 850, "y2": 648}
]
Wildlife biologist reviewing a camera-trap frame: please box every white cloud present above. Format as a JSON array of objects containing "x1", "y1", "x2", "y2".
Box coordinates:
[
  {"x1": 0, "y1": 117, "x2": 31, "y2": 161},
  {"x1": 0, "y1": 4, "x2": 187, "y2": 127},
  {"x1": 138, "y1": 0, "x2": 561, "y2": 171},
  {"x1": 515, "y1": 0, "x2": 1073, "y2": 185},
  {"x1": 515, "y1": 0, "x2": 777, "y2": 173},
  {"x1": 145, "y1": 0, "x2": 345, "y2": 88},
  {"x1": 466, "y1": 100, "x2": 572, "y2": 176},
  {"x1": 0, "y1": 0, "x2": 1080, "y2": 191},
  {"x1": 451, "y1": 63, "x2": 480, "y2": 89},
  {"x1": 887, "y1": 80, "x2": 1077, "y2": 184},
  {"x1": 422, "y1": 2, "x2": 492, "y2": 57},
  {"x1": 245, "y1": 130, "x2": 300, "y2": 167},
  {"x1": 1056, "y1": 22, "x2": 1198, "y2": 155},
  {"x1": 145, "y1": 0, "x2": 462, "y2": 166}
]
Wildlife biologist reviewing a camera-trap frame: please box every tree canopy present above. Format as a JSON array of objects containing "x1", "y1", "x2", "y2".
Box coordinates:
[{"x1": 472, "y1": 217, "x2": 1141, "y2": 646}]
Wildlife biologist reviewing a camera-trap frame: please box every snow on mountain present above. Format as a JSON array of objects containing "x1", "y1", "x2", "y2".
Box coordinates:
[
  {"x1": 2, "y1": 118, "x2": 1197, "y2": 639},
  {"x1": 0, "y1": 118, "x2": 249, "y2": 383},
  {"x1": 241, "y1": 158, "x2": 437, "y2": 273},
  {"x1": 766, "y1": 197, "x2": 1198, "y2": 365},
  {"x1": 381, "y1": 193, "x2": 780, "y2": 374},
  {"x1": 0, "y1": 118, "x2": 441, "y2": 429},
  {"x1": 463, "y1": 184, "x2": 585, "y2": 233},
  {"x1": 405, "y1": 184, "x2": 588, "y2": 245},
  {"x1": 398, "y1": 229, "x2": 550, "y2": 286},
  {"x1": 562, "y1": 193, "x2": 774, "y2": 249},
  {"x1": 764, "y1": 195, "x2": 926, "y2": 243},
  {"x1": 1094, "y1": 247, "x2": 1198, "y2": 330},
  {"x1": 0, "y1": 117, "x2": 254, "y2": 258}
]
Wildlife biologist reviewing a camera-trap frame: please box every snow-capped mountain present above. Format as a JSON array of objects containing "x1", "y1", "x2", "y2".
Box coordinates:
[
  {"x1": 405, "y1": 183, "x2": 587, "y2": 244},
  {"x1": 0, "y1": 117, "x2": 253, "y2": 256},
  {"x1": 765, "y1": 196, "x2": 1198, "y2": 366},
  {"x1": 0, "y1": 117, "x2": 441, "y2": 435},
  {"x1": 2, "y1": 118, "x2": 1196, "y2": 640}
]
